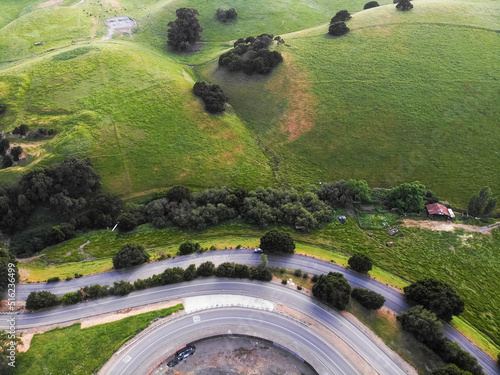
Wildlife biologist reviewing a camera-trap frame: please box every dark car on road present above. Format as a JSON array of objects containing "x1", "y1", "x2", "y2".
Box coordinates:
[{"x1": 176, "y1": 344, "x2": 195, "y2": 360}]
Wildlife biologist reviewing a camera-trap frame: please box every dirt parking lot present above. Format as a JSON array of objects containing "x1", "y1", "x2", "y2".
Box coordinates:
[{"x1": 152, "y1": 335, "x2": 317, "y2": 375}]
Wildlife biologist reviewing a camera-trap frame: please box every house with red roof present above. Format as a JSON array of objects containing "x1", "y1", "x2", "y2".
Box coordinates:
[{"x1": 425, "y1": 203, "x2": 455, "y2": 219}]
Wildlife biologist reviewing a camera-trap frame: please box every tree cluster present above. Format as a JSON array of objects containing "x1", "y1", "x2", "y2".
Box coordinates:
[
  {"x1": 167, "y1": 8, "x2": 203, "y2": 52},
  {"x1": 0, "y1": 248, "x2": 18, "y2": 293},
  {"x1": 242, "y1": 187, "x2": 332, "y2": 229},
  {"x1": 396, "y1": 0, "x2": 413, "y2": 11},
  {"x1": 351, "y1": 287, "x2": 386, "y2": 310},
  {"x1": 0, "y1": 158, "x2": 127, "y2": 257},
  {"x1": 259, "y1": 230, "x2": 295, "y2": 254},
  {"x1": 0, "y1": 134, "x2": 10, "y2": 156},
  {"x1": 398, "y1": 306, "x2": 484, "y2": 375},
  {"x1": 11, "y1": 125, "x2": 55, "y2": 139},
  {"x1": 316, "y1": 179, "x2": 371, "y2": 208},
  {"x1": 467, "y1": 186, "x2": 497, "y2": 216},
  {"x1": 329, "y1": 21, "x2": 350, "y2": 37},
  {"x1": 218, "y1": 34, "x2": 283, "y2": 75},
  {"x1": 403, "y1": 278, "x2": 465, "y2": 322},
  {"x1": 348, "y1": 253, "x2": 373, "y2": 274},
  {"x1": 312, "y1": 272, "x2": 352, "y2": 310},
  {"x1": 387, "y1": 181, "x2": 427, "y2": 213},
  {"x1": 331, "y1": 10, "x2": 351, "y2": 24},
  {"x1": 0, "y1": 157, "x2": 99, "y2": 235},
  {"x1": 145, "y1": 186, "x2": 332, "y2": 232},
  {"x1": 193, "y1": 81, "x2": 228, "y2": 113},
  {"x1": 112, "y1": 244, "x2": 150, "y2": 269},
  {"x1": 215, "y1": 8, "x2": 237, "y2": 23}
]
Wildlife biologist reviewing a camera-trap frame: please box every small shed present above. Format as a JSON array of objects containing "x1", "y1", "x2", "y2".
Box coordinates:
[{"x1": 426, "y1": 203, "x2": 455, "y2": 219}]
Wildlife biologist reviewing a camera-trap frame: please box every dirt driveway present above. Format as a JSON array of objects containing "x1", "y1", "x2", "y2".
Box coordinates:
[{"x1": 402, "y1": 219, "x2": 500, "y2": 234}]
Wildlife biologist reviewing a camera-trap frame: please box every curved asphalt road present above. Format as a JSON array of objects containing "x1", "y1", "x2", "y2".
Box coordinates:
[
  {"x1": 3, "y1": 279, "x2": 409, "y2": 375},
  {"x1": 5, "y1": 250, "x2": 499, "y2": 375},
  {"x1": 101, "y1": 308, "x2": 359, "y2": 375}
]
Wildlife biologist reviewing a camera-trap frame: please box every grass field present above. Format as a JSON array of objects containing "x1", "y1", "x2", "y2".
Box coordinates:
[
  {"x1": 14, "y1": 304, "x2": 183, "y2": 375},
  {"x1": 0, "y1": 0, "x2": 498, "y2": 204},
  {"x1": 198, "y1": 1, "x2": 500, "y2": 206},
  {"x1": 0, "y1": 41, "x2": 274, "y2": 194}
]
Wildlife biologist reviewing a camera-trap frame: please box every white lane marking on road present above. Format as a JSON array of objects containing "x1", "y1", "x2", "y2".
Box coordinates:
[
  {"x1": 122, "y1": 355, "x2": 131, "y2": 363},
  {"x1": 192, "y1": 315, "x2": 200, "y2": 323},
  {"x1": 113, "y1": 310, "x2": 353, "y2": 375}
]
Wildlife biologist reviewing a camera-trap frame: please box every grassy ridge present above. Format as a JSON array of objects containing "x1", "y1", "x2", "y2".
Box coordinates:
[
  {"x1": 15, "y1": 304, "x2": 183, "y2": 375},
  {"x1": 200, "y1": 2, "x2": 500, "y2": 206}
]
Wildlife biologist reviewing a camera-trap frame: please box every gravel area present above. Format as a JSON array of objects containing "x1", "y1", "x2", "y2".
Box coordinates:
[{"x1": 152, "y1": 335, "x2": 317, "y2": 375}]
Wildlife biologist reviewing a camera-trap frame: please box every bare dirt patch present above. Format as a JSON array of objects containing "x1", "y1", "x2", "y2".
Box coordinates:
[
  {"x1": 38, "y1": 0, "x2": 63, "y2": 8},
  {"x1": 155, "y1": 335, "x2": 317, "y2": 375},
  {"x1": 402, "y1": 219, "x2": 500, "y2": 234},
  {"x1": 104, "y1": 0, "x2": 123, "y2": 11},
  {"x1": 278, "y1": 52, "x2": 318, "y2": 142},
  {"x1": 90, "y1": 17, "x2": 98, "y2": 38},
  {"x1": 81, "y1": 299, "x2": 182, "y2": 328}
]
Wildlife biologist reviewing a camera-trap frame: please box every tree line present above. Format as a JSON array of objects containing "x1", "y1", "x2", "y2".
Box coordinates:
[
  {"x1": 25, "y1": 259, "x2": 274, "y2": 311},
  {"x1": 1, "y1": 157, "x2": 496, "y2": 258}
]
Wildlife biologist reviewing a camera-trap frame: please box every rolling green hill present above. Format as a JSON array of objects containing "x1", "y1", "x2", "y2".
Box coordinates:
[
  {"x1": 1, "y1": 0, "x2": 499, "y2": 205},
  {"x1": 197, "y1": 1, "x2": 500, "y2": 206},
  {"x1": 0, "y1": 41, "x2": 273, "y2": 195}
]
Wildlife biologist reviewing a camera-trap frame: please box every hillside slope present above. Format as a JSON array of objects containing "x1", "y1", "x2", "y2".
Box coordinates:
[{"x1": 198, "y1": 1, "x2": 500, "y2": 205}]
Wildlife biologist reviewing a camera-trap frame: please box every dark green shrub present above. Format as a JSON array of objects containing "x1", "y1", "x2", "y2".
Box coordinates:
[
  {"x1": 403, "y1": 278, "x2": 464, "y2": 322},
  {"x1": 396, "y1": 0, "x2": 413, "y2": 11},
  {"x1": 328, "y1": 21, "x2": 350, "y2": 37},
  {"x1": 364, "y1": 1, "x2": 379, "y2": 9},
  {"x1": 113, "y1": 244, "x2": 150, "y2": 269},
  {"x1": 234, "y1": 264, "x2": 250, "y2": 278},
  {"x1": 161, "y1": 267, "x2": 185, "y2": 285},
  {"x1": 312, "y1": 272, "x2": 352, "y2": 310},
  {"x1": 331, "y1": 10, "x2": 351, "y2": 23},
  {"x1": 60, "y1": 292, "x2": 83, "y2": 306},
  {"x1": 259, "y1": 230, "x2": 295, "y2": 254},
  {"x1": 351, "y1": 287, "x2": 386, "y2": 310},
  {"x1": 25, "y1": 291, "x2": 59, "y2": 311},
  {"x1": 47, "y1": 277, "x2": 60, "y2": 283},
  {"x1": 281, "y1": 279, "x2": 287, "y2": 285},
  {"x1": 250, "y1": 267, "x2": 273, "y2": 281},
  {"x1": 179, "y1": 241, "x2": 201, "y2": 255},
  {"x1": 197, "y1": 261, "x2": 215, "y2": 277},
  {"x1": 216, "y1": 262, "x2": 236, "y2": 277},
  {"x1": 110, "y1": 280, "x2": 134, "y2": 296},
  {"x1": 348, "y1": 254, "x2": 373, "y2": 274}
]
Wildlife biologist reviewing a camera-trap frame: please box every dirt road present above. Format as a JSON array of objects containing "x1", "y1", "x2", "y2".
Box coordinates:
[{"x1": 402, "y1": 219, "x2": 500, "y2": 234}]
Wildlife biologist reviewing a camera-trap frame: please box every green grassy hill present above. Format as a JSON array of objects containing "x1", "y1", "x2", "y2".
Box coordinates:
[
  {"x1": 0, "y1": 41, "x2": 272, "y2": 195},
  {"x1": 0, "y1": 0, "x2": 499, "y2": 204}
]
